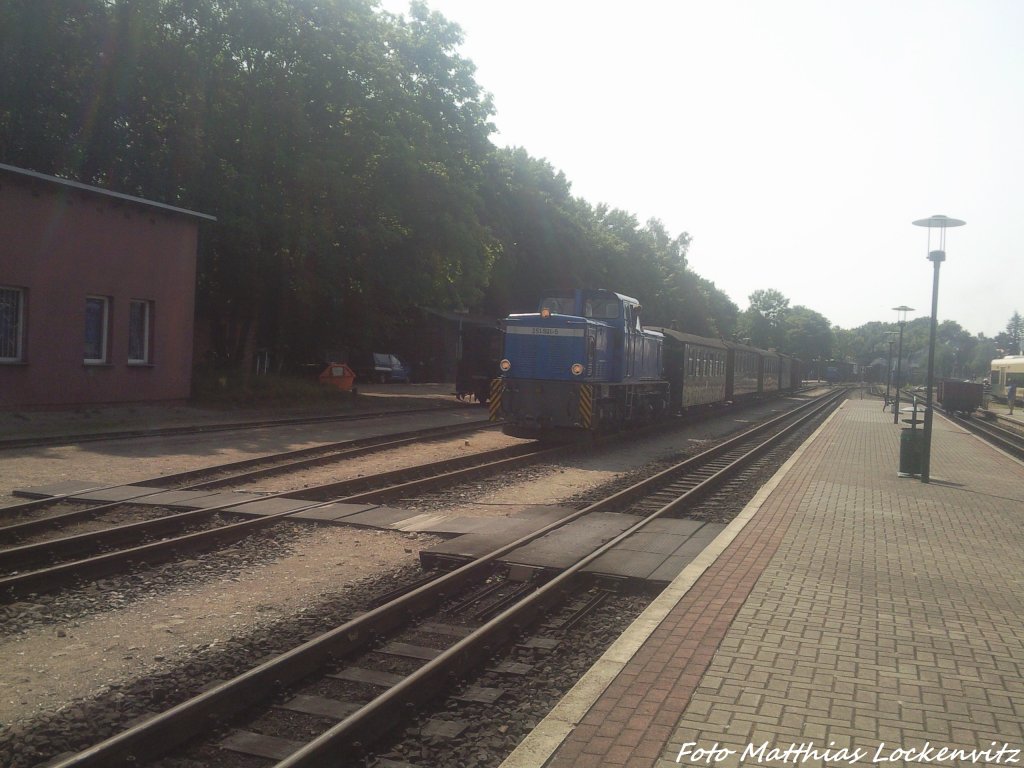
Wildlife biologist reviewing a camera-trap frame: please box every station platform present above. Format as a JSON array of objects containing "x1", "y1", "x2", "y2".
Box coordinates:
[{"x1": 501, "y1": 397, "x2": 1024, "y2": 768}]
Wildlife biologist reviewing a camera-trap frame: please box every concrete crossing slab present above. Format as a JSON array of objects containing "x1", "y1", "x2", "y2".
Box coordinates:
[
  {"x1": 292, "y1": 502, "x2": 380, "y2": 522},
  {"x1": 118, "y1": 488, "x2": 223, "y2": 508},
  {"x1": 185, "y1": 491, "x2": 270, "y2": 509},
  {"x1": 504, "y1": 513, "x2": 640, "y2": 570},
  {"x1": 11, "y1": 480, "x2": 109, "y2": 499},
  {"x1": 221, "y1": 497, "x2": 316, "y2": 516},
  {"x1": 69, "y1": 485, "x2": 162, "y2": 502}
]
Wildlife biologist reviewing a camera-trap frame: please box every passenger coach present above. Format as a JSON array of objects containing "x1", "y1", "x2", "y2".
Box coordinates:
[
  {"x1": 725, "y1": 341, "x2": 763, "y2": 402},
  {"x1": 990, "y1": 356, "x2": 1024, "y2": 403},
  {"x1": 653, "y1": 328, "x2": 727, "y2": 413}
]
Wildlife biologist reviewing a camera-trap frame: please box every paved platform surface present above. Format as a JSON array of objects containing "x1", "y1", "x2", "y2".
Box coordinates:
[{"x1": 502, "y1": 397, "x2": 1024, "y2": 768}]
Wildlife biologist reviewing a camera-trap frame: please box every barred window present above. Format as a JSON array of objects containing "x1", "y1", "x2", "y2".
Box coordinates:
[
  {"x1": 85, "y1": 296, "x2": 110, "y2": 364},
  {"x1": 128, "y1": 300, "x2": 152, "y2": 363},
  {"x1": 0, "y1": 286, "x2": 25, "y2": 361}
]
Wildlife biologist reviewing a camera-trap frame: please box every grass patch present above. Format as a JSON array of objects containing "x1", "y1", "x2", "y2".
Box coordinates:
[{"x1": 191, "y1": 371, "x2": 357, "y2": 409}]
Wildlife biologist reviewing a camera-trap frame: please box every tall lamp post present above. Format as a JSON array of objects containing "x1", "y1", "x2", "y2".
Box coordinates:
[
  {"x1": 912, "y1": 214, "x2": 966, "y2": 483},
  {"x1": 892, "y1": 305, "x2": 914, "y2": 425},
  {"x1": 885, "y1": 332, "x2": 897, "y2": 405}
]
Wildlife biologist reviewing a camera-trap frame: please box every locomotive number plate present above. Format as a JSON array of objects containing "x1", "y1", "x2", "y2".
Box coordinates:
[{"x1": 507, "y1": 326, "x2": 585, "y2": 337}]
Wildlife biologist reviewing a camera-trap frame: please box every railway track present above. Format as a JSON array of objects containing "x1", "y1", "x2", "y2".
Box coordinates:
[
  {"x1": 0, "y1": 421, "x2": 502, "y2": 548},
  {"x1": 44, "y1": 388, "x2": 847, "y2": 768},
  {"x1": 0, "y1": 418, "x2": 496, "y2": 526},
  {"x1": 0, "y1": 391, "x2": 822, "y2": 600},
  {"x1": 947, "y1": 411, "x2": 1024, "y2": 459},
  {"x1": 0, "y1": 437, "x2": 559, "y2": 600}
]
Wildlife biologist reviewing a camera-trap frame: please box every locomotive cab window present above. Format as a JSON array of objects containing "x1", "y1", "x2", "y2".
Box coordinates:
[{"x1": 540, "y1": 297, "x2": 575, "y2": 315}]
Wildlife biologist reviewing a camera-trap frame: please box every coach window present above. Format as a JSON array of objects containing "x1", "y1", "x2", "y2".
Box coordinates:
[
  {"x1": 128, "y1": 300, "x2": 153, "y2": 364},
  {"x1": 85, "y1": 295, "x2": 111, "y2": 364},
  {"x1": 0, "y1": 286, "x2": 25, "y2": 363}
]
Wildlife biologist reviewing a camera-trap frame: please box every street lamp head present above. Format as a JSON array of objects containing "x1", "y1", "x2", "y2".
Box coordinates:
[
  {"x1": 892, "y1": 305, "x2": 914, "y2": 324},
  {"x1": 912, "y1": 214, "x2": 965, "y2": 258},
  {"x1": 911, "y1": 215, "x2": 966, "y2": 229}
]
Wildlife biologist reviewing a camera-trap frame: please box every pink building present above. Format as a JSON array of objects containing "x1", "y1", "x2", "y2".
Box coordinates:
[{"x1": 0, "y1": 163, "x2": 214, "y2": 408}]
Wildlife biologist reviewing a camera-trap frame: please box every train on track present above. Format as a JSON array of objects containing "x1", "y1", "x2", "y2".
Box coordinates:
[
  {"x1": 990, "y1": 355, "x2": 1024, "y2": 405},
  {"x1": 487, "y1": 288, "x2": 803, "y2": 438}
]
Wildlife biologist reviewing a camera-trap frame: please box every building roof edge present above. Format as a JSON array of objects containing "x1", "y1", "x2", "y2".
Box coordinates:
[{"x1": 0, "y1": 163, "x2": 216, "y2": 222}]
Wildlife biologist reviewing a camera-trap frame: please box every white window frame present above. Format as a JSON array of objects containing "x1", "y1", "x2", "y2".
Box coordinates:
[
  {"x1": 128, "y1": 299, "x2": 152, "y2": 364},
  {"x1": 0, "y1": 286, "x2": 25, "y2": 362},
  {"x1": 85, "y1": 295, "x2": 110, "y2": 364}
]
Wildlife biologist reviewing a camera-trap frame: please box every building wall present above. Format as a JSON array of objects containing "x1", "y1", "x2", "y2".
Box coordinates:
[{"x1": 0, "y1": 173, "x2": 200, "y2": 407}]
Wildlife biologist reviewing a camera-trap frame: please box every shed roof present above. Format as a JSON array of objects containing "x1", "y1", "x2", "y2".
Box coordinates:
[{"x1": 0, "y1": 163, "x2": 216, "y2": 222}]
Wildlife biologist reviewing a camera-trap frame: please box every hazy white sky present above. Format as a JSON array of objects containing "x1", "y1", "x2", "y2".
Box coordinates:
[{"x1": 381, "y1": 0, "x2": 1022, "y2": 337}]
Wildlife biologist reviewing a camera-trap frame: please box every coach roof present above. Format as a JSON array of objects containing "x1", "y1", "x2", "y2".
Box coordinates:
[{"x1": 650, "y1": 328, "x2": 729, "y2": 350}]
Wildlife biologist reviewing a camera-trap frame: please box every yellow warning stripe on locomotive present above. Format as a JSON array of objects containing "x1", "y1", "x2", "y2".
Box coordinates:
[
  {"x1": 488, "y1": 379, "x2": 503, "y2": 421},
  {"x1": 578, "y1": 384, "x2": 593, "y2": 428}
]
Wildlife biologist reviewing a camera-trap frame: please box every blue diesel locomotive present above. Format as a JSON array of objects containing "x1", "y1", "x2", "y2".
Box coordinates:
[
  {"x1": 489, "y1": 289, "x2": 803, "y2": 438},
  {"x1": 492, "y1": 289, "x2": 670, "y2": 437}
]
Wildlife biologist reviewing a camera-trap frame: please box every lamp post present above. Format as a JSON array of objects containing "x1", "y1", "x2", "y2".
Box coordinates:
[
  {"x1": 892, "y1": 305, "x2": 914, "y2": 425},
  {"x1": 912, "y1": 214, "x2": 966, "y2": 483},
  {"x1": 885, "y1": 332, "x2": 897, "y2": 405}
]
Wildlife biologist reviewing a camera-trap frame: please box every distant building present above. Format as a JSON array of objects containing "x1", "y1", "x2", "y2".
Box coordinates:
[{"x1": 0, "y1": 163, "x2": 214, "y2": 408}]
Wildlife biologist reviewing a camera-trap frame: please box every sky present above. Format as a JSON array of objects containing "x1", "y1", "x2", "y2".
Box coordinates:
[{"x1": 378, "y1": 0, "x2": 1023, "y2": 338}]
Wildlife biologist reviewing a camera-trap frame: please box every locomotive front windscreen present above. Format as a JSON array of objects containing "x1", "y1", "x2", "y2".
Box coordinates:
[{"x1": 538, "y1": 292, "x2": 621, "y2": 320}]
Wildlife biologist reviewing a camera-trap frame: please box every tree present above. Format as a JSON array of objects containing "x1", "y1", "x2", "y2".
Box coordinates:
[
  {"x1": 738, "y1": 289, "x2": 790, "y2": 350},
  {"x1": 0, "y1": 0, "x2": 748, "y2": 375},
  {"x1": 997, "y1": 311, "x2": 1023, "y2": 355},
  {"x1": 0, "y1": 0, "x2": 501, "y2": 371},
  {"x1": 970, "y1": 337, "x2": 1000, "y2": 377},
  {"x1": 784, "y1": 307, "x2": 832, "y2": 365}
]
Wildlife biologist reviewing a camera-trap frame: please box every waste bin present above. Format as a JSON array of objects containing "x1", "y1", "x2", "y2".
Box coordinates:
[
  {"x1": 319, "y1": 363, "x2": 356, "y2": 391},
  {"x1": 898, "y1": 428, "x2": 923, "y2": 476}
]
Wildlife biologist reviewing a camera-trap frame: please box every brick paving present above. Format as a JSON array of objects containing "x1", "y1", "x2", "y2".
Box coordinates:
[{"x1": 506, "y1": 398, "x2": 1024, "y2": 768}]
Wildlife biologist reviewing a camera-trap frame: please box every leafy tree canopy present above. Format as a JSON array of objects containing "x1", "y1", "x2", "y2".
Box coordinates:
[{"x1": 1, "y1": 0, "x2": 1005, "y2": 380}]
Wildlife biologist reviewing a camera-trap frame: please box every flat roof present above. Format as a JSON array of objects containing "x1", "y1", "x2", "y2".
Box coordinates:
[{"x1": 0, "y1": 163, "x2": 216, "y2": 222}]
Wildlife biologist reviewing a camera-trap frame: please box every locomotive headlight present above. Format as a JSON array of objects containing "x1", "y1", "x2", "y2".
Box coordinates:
[
  {"x1": 500, "y1": 359, "x2": 512, "y2": 372},
  {"x1": 571, "y1": 363, "x2": 584, "y2": 376}
]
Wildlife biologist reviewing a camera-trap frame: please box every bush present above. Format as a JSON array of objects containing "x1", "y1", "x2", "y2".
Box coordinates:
[{"x1": 191, "y1": 370, "x2": 355, "y2": 408}]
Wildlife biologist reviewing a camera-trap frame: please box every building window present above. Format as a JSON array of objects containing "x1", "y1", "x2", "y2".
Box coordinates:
[
  {"x1": 128, "y1": 300, "x2": 152, "y2": 364},
  {"x1": 0, "y1": 286, "x2": 25, "y2": 362},
  {"x1": 85, "y1": 295, "x2": 110, "y2": 364}
]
